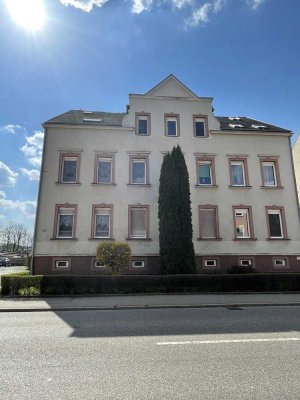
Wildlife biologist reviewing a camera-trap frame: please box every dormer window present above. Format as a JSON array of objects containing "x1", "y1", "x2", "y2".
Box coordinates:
[
  {"x1": 252, "y1": 124, "x2": 267, "y2": 130},
  {"x1": 229, "y1": 124, "x2": 244, "y2": 129}
]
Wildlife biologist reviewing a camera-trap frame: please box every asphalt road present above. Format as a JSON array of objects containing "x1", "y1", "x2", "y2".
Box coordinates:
[{"x1": 1, "y1": 306, "x2": 300, "y2": 400}]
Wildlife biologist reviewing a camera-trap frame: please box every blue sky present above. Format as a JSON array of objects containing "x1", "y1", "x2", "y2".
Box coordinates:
[{"x1": 1, "y1": 0, "x2": 300, "y2": 232}]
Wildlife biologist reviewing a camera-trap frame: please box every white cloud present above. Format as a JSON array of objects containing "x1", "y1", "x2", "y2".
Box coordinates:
[
  {"x1": 0, "y1": 190, "x2": 6, "y2": 198},
  {"x1": 171, "y1": 0, "x2": 194, "y2": 9},
  {"x1": 186, "y1": 2, "x2": 211, "y2": 26},
  {"x1": 247, "y1": 0, "x2": 265, "y2": 9},
  {"x1": 0, "y1": 161, "x2": 18, "y2": 188},
  {"x1": 0, "y1": 198, "x2": 37, "y2": 219},
  {"x1": 132, "y1": 0, "x2": 153, "y2": 14},
  {"x1": 60, "y1": 0, "x2": 108, "y2": 12},
  {"x1": 20, "y1": 168, "x2": 40, "y2": 181},
  {"x1": 0, "y1": 124, "x2": 23, "y2": 135},
  {"x1": 213, "y1": 0, "x2": 225, "y2": 13},
  {"x1": 20, "y1": 131, "x2": 44, "y2": 167}
]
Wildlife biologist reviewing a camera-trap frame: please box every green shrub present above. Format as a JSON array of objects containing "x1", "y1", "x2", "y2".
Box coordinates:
[
  {"x1": 96, "y1": 242, "x2": 131, "y2": 275},
  {"x1": 18, "y1": 286, "x2": 40, "y2": 296},
  {"x1": 1, "y1": 275, "x2": 42, "y2": 296}
]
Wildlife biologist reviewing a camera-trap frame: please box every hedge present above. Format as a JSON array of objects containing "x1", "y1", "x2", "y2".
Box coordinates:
[{"x1": 1, "y1": 273, "x2": 300, "y2": 296}]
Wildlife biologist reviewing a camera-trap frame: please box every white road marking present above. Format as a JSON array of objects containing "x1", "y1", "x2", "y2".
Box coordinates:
[{"x1": 156, "y1": 338, "x2": 300, "y2": 346}]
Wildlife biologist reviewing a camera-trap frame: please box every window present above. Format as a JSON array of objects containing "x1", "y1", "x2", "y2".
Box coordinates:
[
  {"x1": 273, "y1": 258, "x2": 287, "y2": 267},
  {"x1": 55, "y1": 260, "x2": 69, "y2": 268},
  {"x1": 59, "y1": 154, "x2": 80, "y2": 183},
  {"x1": 136, "y1": 113, "x2": 150, "y2": 136},
  {"x1": 193, "y1": 115, "x2": 208, "y2": 137},
  {"x1": 198, "y1": 161, "x2": 212, "y2": 185},
  {"x1": 233, "y1": 207, "x2": 253, "y2": 239},
  {"x1": 204, "y1": 259, "x2": 217, "y2": 267},
  {"x1": 260, "y1": 159, "x2": 281, "y2": 187},
  {"x1": 240, "y1": 259, "x2": 252, "y2": 267},
  {"x1": 199, "y1": 206, "x2": 220, "y2": 239},
  {"x1": 129, "y1": 206, "x2": 149, "y2": 239},
  {"x1": 130, "y1": 156, "x2": 148, "y2": 185},
  {"x1": 54, "y1": 204, "x2": 77, "y2": 239},
  {"x1": 131, "y1": 260, "x2": 145, "y2": 268},
  {"x1": 94, "y1": 260, "x2": 106, "y2": 268},
  {"x1": 97, "y1": 157, "x2": 113, "y2": 184},
  {"x1": 92, "y1": 206, "x2": 112, "y2": 239},
  {"x1": 230, "y1": 160, "x2": 247, "y2": 186},
  {"x1": 165, "y1": 114, "x2": 179, "y2": 137},
  {"x1": 266, "y1": 207, "x2": 287, "y2": 239}
]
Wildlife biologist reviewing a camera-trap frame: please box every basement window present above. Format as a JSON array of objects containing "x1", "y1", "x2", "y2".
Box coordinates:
[
  {"x1": 94, "y1": 260, "x2": 106, "y2": 268},
  {"x1": 204, "y1": 259, "x2": 217, "y2": 267},
  {"x1": 240, "y1": 259, "x2": 252, "y2": 267},
  {"x1": 132, "y1": 260, "x2": 145, "y2": 268},
  {"x1": 55, "y1": 260, "x2": 69, "y2": 268},
  {"x1": 273, "y1": 259, "x2": 287, "y2": 267}
]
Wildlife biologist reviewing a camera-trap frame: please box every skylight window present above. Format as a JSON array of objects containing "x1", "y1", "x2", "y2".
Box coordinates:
[
  {"x1": 229, "y1": 124, "x2": 244, "y2": 129},
  {"x1": 252, "y1": 124, "x2": 267, "y2": 130},
  {"x1": 229, "y1": 117, "x2": 240, "y2": 121},
  {"x1": 83, "y1": 111, "x2": 93, "y2": 114},
  {"x1": 83, "y1": 118, "x2": 102, "y2": 123}
]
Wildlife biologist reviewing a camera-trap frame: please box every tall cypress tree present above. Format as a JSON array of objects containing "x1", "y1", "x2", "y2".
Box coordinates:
[{"x1": 158, "y1": 145, "x2": 196, "y2": 274}]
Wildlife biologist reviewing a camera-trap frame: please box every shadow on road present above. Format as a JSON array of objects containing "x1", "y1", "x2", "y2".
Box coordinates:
[{"x1": 52, "y1": 307, "x2": 300, "y2": 338}]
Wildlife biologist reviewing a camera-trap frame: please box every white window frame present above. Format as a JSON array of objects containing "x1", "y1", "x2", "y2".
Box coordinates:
[
  {"x1": 94, "y1": 208, "x2": 111, "y2": 239},
  {"x1": 131, "y1": 158, "x2": 147, "y2": 185},
  {"x1": 55, "y1": 260, "x2": 69, "y2": 268},
  {"x1": 129, "y1": 207, "x2": 148, "y2": 239},
  {"x1": 230, "y1": 161, "x2": 245, "y2": 186},
  {"x1": 61, "y1": 156, "x2": 78, "y2": 183},
  {"x1": 94, "y1": 260, "x2": 106, "y2": 268},
  {"x1": 234, "y1": 209, "x2": 250, "y2": 239},
  {"x1": 199, "y1": 208, "x2": 217, "y2": 239},
  {"x1": 268, "y1": 210, "x2": 283, "y2": 239},
  {"x1": 198, "y1": 161, "x2": 212, "y2": 186},
  {"x1": 204, "y1": 259, "x2": 217, "y2": 267},
  {"x1": 131, "y1": 260, "x2": 145, "y2": 268},
  {"x1": 240, "y1": 259, "x2": 252, "y2": 267},
  {"x1": 166, "y1": 116, "x2": 178, "y2": 137},
  {"x1": 57, "y1": 211, "x2": 74, "y2": 239},
  {"x1": 137, "y1": 115, "x2": 149, "y2": 136},
  {"x1": 262, "y1": 161, "x2": 277, "y2": 187},
  {"x1": 97, "y1": 157, "x2": 113, "y2": 184},
  {"x1": 274, "y1": 259, "x2": 286, "y2": 267}
]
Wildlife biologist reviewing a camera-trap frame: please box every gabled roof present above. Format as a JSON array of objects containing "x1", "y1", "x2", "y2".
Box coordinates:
[
  {"x1": 145, "y1": 74, "x2": 199, "y2": 98},
  {"x1": 45, "y1": 110, "x2": 126, "y2": 126},
  {"x1": 216, "y1": 116, "x2": 291, "y2": 133}
]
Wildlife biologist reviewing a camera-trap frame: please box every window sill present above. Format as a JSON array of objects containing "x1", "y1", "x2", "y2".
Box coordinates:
[
  {"x1": 135, "y1": 133, "x2": 150, "y2": 137},
  {"x1": 88, "y1": 238, "x2": 115, "y2": 241},
  {"x1": 195, "y1": 184, "x2": 218, "y2": 188},
  {"x1": 194, "y1": 135, "x2": 209, "y2": 139},
  {"x1": 91, "y1": 182, "x2": 116, "y2": 186},
  {"x1": 261, "y1": 186, "x2": 284, "y2": 189},
  {"x1": 267, "y1": 238, "x2": 290, "y2": 240},
  {"x1": 126, "y1": 237, "x2": 152, "y2": 241},
  {"x1": 229, "y1": 185, "x2": 252, "y2": 189},
  {"x1": 127, "y1": 183, "x2": 151, "y2": 187},
  {"x1": 197, "y1": 238, "x2": 222, "y2": 241},
  {"x1": 50, "y1": 238, "x2": 78, "y2": 240},
  {"x1": 55, "y1": 182, "x2": 81, "y2": 185},
  {"x1": 233, "y1": 238, "x2": 257, "y2": 241}
]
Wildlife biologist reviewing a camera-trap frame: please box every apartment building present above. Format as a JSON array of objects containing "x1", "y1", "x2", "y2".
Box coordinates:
[{"x1": 32, "y1": 75, "x2": 300, "y2": 274}]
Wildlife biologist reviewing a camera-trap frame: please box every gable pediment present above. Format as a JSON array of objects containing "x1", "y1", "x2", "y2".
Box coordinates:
[{"x1": 146, "y1": 74, "x2": 199, "y2": 98}]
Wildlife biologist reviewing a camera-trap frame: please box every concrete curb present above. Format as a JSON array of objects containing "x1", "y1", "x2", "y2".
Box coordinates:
[{"x1": 1, "y1": 302, "x2": 300, "y2": 313}]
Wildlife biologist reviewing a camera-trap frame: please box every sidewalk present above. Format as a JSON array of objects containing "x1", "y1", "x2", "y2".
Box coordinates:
[{"x1": 1, "y1": 293, "x2": 300, "y2": 312}]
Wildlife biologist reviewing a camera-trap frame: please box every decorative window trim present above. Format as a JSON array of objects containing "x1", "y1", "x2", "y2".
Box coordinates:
[
  {"x1": 58, "y1": 153, "x2": 81, "y2": 184},
  {"x1": 193, "y1": 114, "x2": 209, "y2": 138},
  {"x1": 135, "y1": 112, "x2": 151, "y2": 136},
  {"x1": 164, "y1": 113, "x2": 180, "y2": 137},
  {"x1": 93, "y1": 153, "x2": 115, "y2": 184},
  {"x1": 232, "y1": 205, "x2": 255, "y2": 240},
  {"x1": 202, "y1": 257, "x2": 220, "y2": 269},
  {"x1": 272, "y1": 256, "x2": 289, "y2": 268},
  {"x1": 266, "y1": 206, "x2": 288, "y2": 239},
  {"x1": 198, "y1": 205, "x2": 221, "y2": 240},
  {"x1": 129, "y1": 155, "x2": 149, "y2": 185},
  {"x1": 52, "y1": 204, "x2": 78, "y2": 239},
  {"x1": 228, "y1": 157, "x2": 249, "y2": 187},
  {"x1": 52, "y1": 257, "x2": 71, "y2": 271},
  {"x1": 259, "y1": 158, "x2": 282, "y2": 188},
  {"x1": 90, "y1": 204, "x2": 113, "y2": 239},
  {"x1": 195, "y1": 156, "x2": 217, "y2": 186},
  {"x1": 128, "y1": 205, "x2": 150, "y2": 240}
]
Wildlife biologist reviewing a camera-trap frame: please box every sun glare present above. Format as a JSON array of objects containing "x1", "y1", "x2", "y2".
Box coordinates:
[{"x1": 6, "y1": 0, "x2": 46, "y2": 31}]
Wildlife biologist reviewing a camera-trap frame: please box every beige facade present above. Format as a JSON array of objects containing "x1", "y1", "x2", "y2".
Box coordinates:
[{"x1": 33, "y1": 75, "x2": 300, "y2": 274}]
